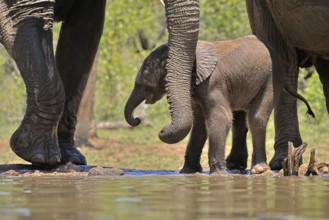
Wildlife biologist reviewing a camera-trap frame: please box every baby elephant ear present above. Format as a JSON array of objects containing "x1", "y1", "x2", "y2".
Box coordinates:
[{"x1": 195, "y1": 41, "x2": 218, "y2": 85}]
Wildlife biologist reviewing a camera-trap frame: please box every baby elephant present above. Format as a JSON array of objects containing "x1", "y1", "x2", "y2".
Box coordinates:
[{"x1": 124, "y1": 35, "x2": 314, "y2": 174}]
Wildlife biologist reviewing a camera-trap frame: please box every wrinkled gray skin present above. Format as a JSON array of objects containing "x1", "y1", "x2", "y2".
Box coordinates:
[
  {"x1": 126, "y1": 35, "x2": 285, "y2": 174},
  {"x1": 0, "y1": 0, "x2": 199, "y2": 165}
]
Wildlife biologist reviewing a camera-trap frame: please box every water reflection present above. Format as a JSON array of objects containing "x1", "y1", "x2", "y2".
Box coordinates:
[{"x1": 0, "y1": 175, "x2": 328, "y2": 219}]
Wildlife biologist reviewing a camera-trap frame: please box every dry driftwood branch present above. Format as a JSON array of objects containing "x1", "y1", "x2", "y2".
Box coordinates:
[
  {"x1": 97, "y1": 121, "x2": 134, "y2": 130},
  {"x1": 282, "y1": 143, "x2": 329, "y2": 176},
  {"x1": 304, "y1": 149, "x2": 329, "y2": 176},
  {"x1": 282, "y1": 142, "x2": 307, "y2": 176},
  {"x1": 97, "y1": 120, "x2": 152, "y2": 130},
  {"x1": 97, "y1": 103, "x2": 152, "y2": 130}
]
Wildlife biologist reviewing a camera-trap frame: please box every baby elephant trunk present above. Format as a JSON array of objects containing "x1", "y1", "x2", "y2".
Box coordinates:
[{"x1": 124, "y1": 85, "x2": 146, "y2": 126}]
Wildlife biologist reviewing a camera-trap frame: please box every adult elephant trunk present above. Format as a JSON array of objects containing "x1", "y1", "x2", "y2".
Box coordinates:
[
  {"x1": 160, "y1": 0, "x2": 200, "y2": 144},
  {"x1": 124, "y1": 85, "x2": 145, "y2": 127}
]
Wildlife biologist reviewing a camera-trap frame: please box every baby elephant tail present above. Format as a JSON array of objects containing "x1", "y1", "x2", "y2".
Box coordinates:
[{"x1": 283, "y1": 85, "x2": 315, "y2": 118}]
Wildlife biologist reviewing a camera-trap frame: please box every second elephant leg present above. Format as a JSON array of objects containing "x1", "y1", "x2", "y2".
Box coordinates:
[
  {"x1": 246, "y1": 0, "x2": 302, "y2": 170},
  {"x1": 55, "y1": 0, "x2": 106, "y2": 164},
  {"x1": 271, "y1": 51, "x2": 302, "y2": 170},
  {"x1": 180, "y1": 104, "x2": 207, "y2": 174},
  {"x1": 226, "y1": 111, "x2": 248, "y2": 170}
]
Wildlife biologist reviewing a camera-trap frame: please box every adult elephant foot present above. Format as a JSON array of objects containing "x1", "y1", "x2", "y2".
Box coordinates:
[
  {"x1": 269, "y1": 150, "x2": 287, "y2": 170},
  {"x1": 251, "y1": 163, "x2": 270, "y2": 174},
  {"x1": 179, "y1": 164, "x2": 203, "y2": 174},
  {"x1": 269, "y1": 140, "x2": 301, "y2": 170},
  {"x1": 271, "y1": 141, "x2": 304, "y2": 171},
  {"x1": 59, "y1": 141, "x2": 87, "y2": 165},
  {"x1": 10, "y1": 122, "x2": 61, "y2": 165},
  {"x1": 226, "y1": 154, "x2": 248, "y2": 171}
]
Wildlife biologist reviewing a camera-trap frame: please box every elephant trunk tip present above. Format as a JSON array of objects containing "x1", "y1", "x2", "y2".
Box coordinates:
[
  {"x1": 124, "y1": 87, "x2": 145, "y2": 127},
  {"x1": 158, "y1": 119, "x2": 192, "y2": 144},
  {"x1": 125, "y1": 116, "x2": 141, "y2": 127}
]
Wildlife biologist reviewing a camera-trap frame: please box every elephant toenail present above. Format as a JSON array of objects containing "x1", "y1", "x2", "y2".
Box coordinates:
[
  {"x1": 69, "y1": 156, "x2": 85, "y2": 165},
  {"x1": 31, "y1": 154, "x2": 46, "y2": 164},
  {"x1": 49, "y1": 155, "x2": 61, "y2": 165}
]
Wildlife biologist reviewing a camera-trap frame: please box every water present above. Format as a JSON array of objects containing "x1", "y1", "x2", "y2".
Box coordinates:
[{"x1": 0, "y1": 173, "x2": 328, "y2": 220}]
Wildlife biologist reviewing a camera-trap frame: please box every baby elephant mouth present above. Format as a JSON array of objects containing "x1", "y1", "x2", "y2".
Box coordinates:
[{"x1": 145, "y1": 94, "x2": 164, "y2": 105}]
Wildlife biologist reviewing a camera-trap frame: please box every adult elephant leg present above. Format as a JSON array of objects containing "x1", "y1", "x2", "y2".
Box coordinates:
[
  {"x1": 315, "y1": 58, "x2": 329, "y2": 112},
  {"x1": 0, "y1": 1, "x2": 64, "y2": 164},
  {"x1": 180, "y1": 104, "x2": 206, "y2": 174},
  {"x1": 226, "y1": 111, "x2": 248, "y2": 171},
  {"x1": 246, "y1": 0, "x2": 301, "y2": 170},
  {"x1": 55, "y1": 0, "x2": 106, "y2": 165},
  {"x1": 271, "y1": 50, "x2": 302, "y2": 170}
]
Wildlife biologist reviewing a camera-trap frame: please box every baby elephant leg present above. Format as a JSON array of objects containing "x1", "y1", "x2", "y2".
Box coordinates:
[
  {"x1": 226, "y1": 111, "x2": 248, "y2": 170},
  {"x1": 206, "y1": 105, "x2": 232, "y2": 175},
  {"x1": 180, "y1": 104, "x2": 207, "y2": 174},
  {"x1": 248, "y1": 95, "x2": 273, "y2": 174}
]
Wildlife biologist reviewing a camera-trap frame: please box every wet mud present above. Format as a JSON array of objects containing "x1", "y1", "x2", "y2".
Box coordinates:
[
  {"x1": 0, "y1": 163, "x2": 125, "y2": 177},
  {"x1": 0, "y1": 163, "x2": 275, "y2": 177},
  {"x1": 0, "y1": 163, "x2": 328, "y2": 177}
]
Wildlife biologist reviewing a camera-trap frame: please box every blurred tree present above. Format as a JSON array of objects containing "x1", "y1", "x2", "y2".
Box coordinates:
[
  {"x1": 199, "y1": 0, "x2": 250, "y2": 40},
  {"x1": 75, "y1": 54, "x2": 98, "y2": 147},
  {"x1": 95, "y1": 0, "x2": 167, "y2": 123},
  {"x1": 0, "y1": 46, "x2": 25, "y2": 127}
]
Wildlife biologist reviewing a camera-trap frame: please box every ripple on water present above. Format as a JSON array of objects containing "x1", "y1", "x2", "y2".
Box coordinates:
[
  {"x1": 114, "y1": 197, "x2": 143, "y2": 203},
  {"x1": 0, "y1": 208, "x2": 31, "y2": 217},
  {"x1": 0, "y1": 173, "x2": 328, "y2": 219}
]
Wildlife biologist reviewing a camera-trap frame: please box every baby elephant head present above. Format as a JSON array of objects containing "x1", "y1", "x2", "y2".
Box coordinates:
[{"x1": 124, "y1": 44, "x2": 169, "y2": 126}]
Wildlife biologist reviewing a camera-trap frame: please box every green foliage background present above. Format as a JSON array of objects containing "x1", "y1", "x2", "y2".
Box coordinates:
[{"x1": 0, "y1": 0, "x2": 327, "y2": 153}]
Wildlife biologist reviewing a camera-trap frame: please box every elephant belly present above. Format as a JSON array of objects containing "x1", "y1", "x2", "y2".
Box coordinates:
[
  {"x1": 267, "y1": 0, "x2": 329, "y2": 56},
  {"x1": 194, "y1": 81, "x2": 267, "y2": 115},
  {"x1": 229, "y1": 91, "x2": 262, "y2": 111}
]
